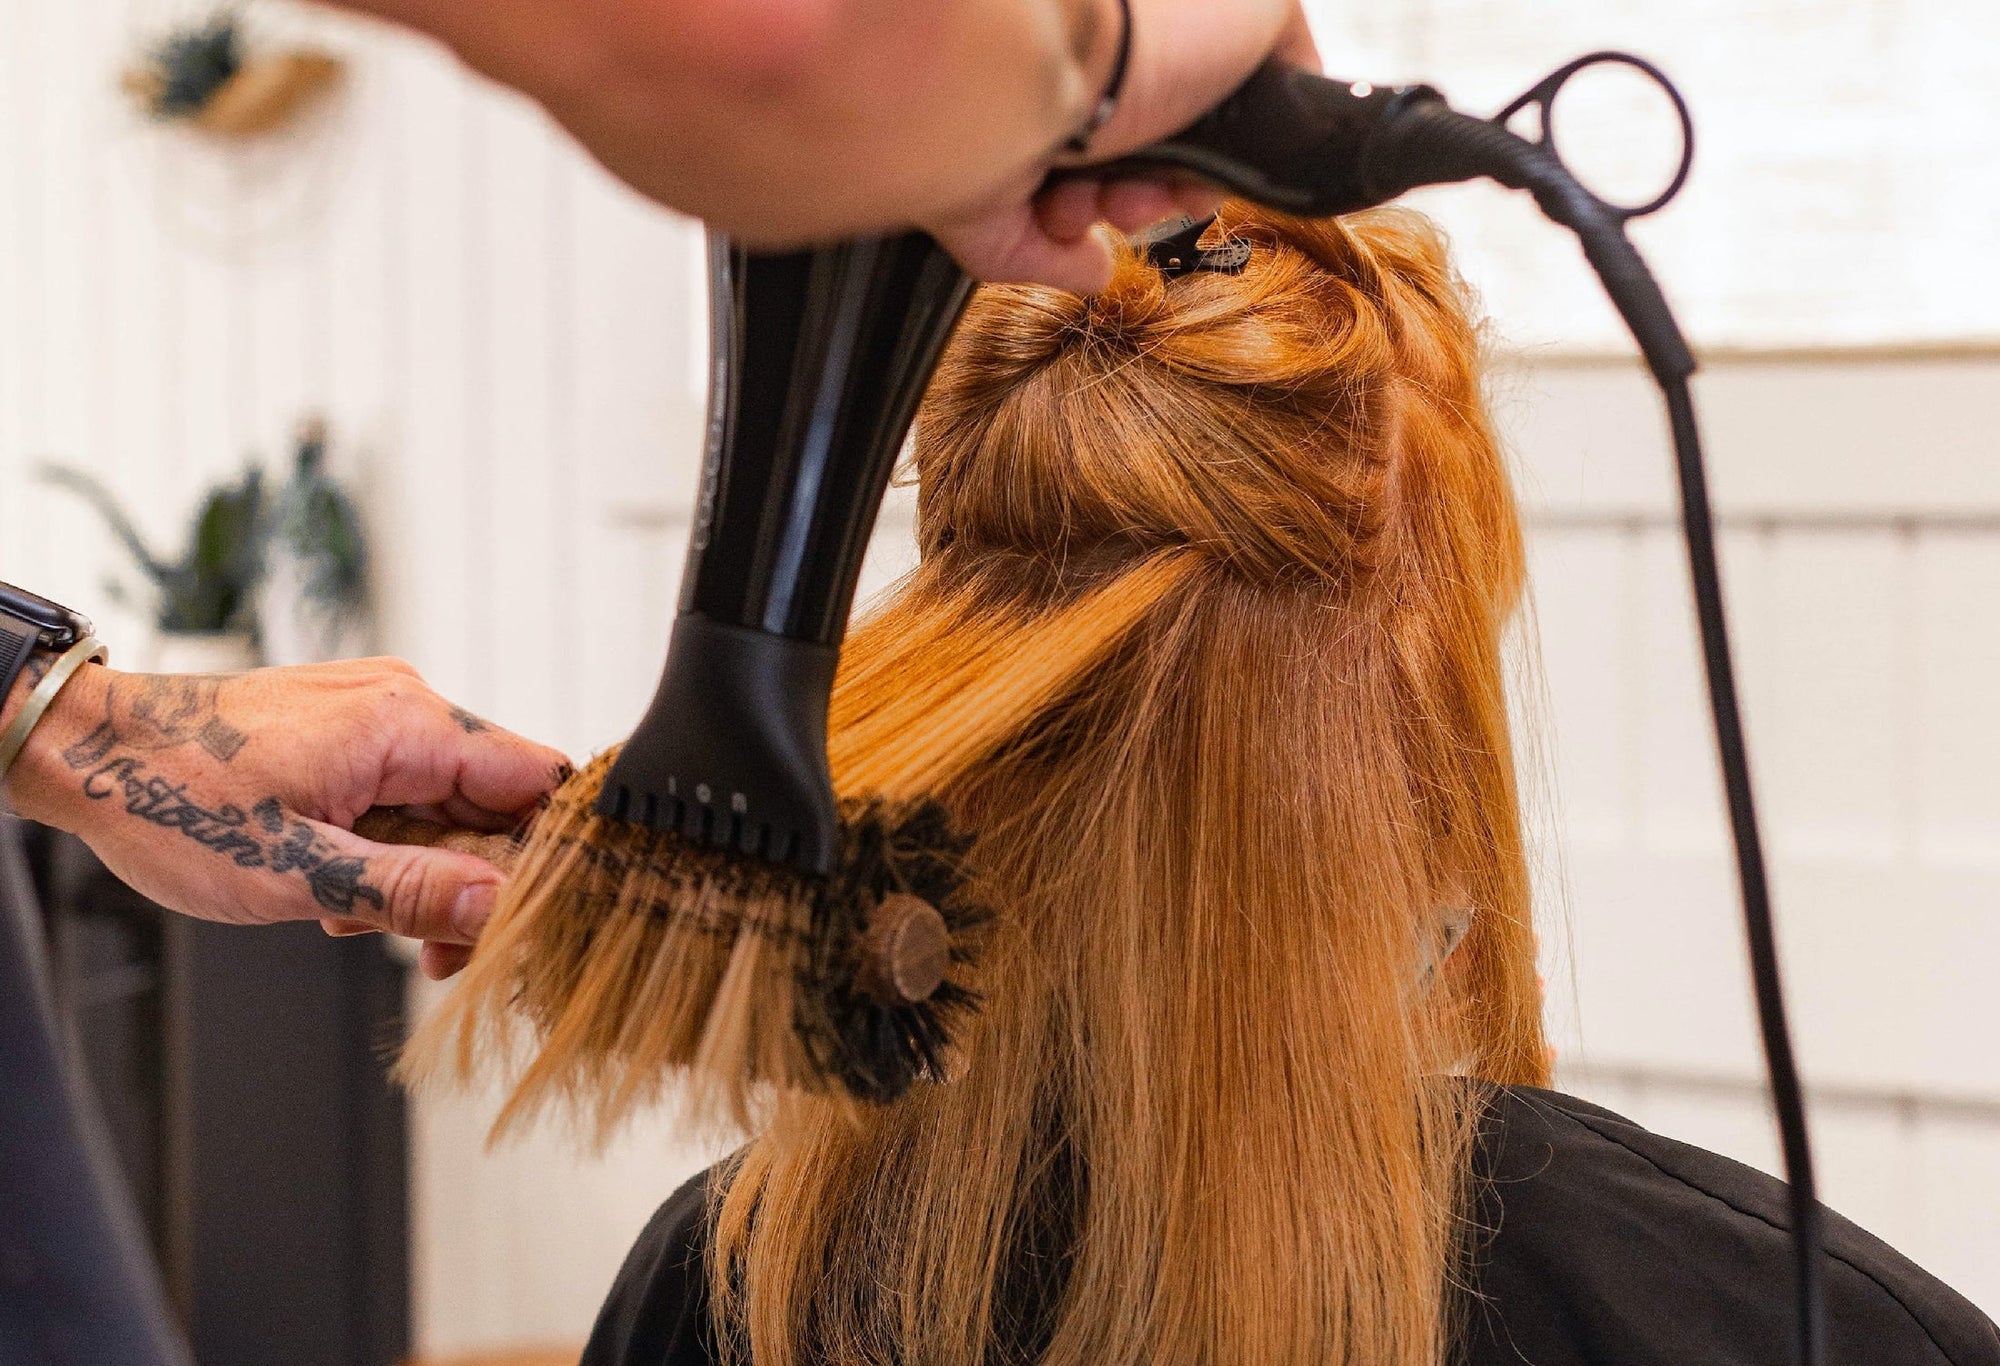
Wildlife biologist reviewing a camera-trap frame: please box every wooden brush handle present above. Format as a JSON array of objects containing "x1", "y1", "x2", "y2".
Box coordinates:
[{"x1": 352, "y1": 808, "x2": 522, "y2": 872}]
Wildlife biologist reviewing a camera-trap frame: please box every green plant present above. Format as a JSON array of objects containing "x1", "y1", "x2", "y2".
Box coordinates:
[
  {"x1": 40, "y1": 464, "x2": 266, "y2": 635},
  {"x1": 132, "y1": 10, "x2": 244, "y2": 119},
  {"x1": 272, "y1": 417, "x2": 369, "y2": 626}
]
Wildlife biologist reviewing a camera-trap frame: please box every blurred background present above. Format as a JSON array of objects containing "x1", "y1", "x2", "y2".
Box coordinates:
[{"x1": 1, "y1": 1, "x2": 1995, "y2": 1361}]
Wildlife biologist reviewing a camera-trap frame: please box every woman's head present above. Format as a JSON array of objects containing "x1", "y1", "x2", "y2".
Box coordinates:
[
  {"x1": 917, "y1": 204, "x2": 1519, "y2": 594},
  {"x1": 720, "y1": 205, "x2": 1549, "y2": 1366}
]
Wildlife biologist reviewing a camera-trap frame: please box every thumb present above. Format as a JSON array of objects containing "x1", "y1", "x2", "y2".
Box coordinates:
[
  {"x1": 323, "y1": 823, "x2": 504, "y2": 946},
  {"x1": 933, "y1": 208, "x2": 1118, "y2": 293},
  {"x1": 1278, "y1": 1, "x2": 1323, "y2": 69}
]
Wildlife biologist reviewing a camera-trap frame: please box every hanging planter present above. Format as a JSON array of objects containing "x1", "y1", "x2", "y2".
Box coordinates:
[{"x1": 122, "y1": 10, "x2": 344, "y2": 140}]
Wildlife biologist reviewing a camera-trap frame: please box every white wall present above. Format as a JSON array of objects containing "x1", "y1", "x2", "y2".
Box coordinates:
[
  {"x1": 1306, "y1": 0, "x2": 2000, "y2": 350},
  {"x1": 2, "y1": 0, "x2": 1995, "y2": 1354},
  {"x1": 1508, "y1": 355, "x2": 2000, "y2": 1310}
]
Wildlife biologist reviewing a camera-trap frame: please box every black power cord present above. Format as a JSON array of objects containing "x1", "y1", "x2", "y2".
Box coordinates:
[
  {"x1": 1384, "y1": 57, "x2": 1832, "y2": 1365},
  {"x1": 1665, "y1": 378, "x2": 1827, "y2": 1365}
]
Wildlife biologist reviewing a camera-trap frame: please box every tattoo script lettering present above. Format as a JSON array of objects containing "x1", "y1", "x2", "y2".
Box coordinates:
[
  {"x1": 73, "y1": 751, "x2": 386, "y2": 917},
  {"x1": 267, "y1": 820, "x2": 384, "y2": 916},
  {"x1": 82, "y1": 757, "x2": 267, "y2": 867}
]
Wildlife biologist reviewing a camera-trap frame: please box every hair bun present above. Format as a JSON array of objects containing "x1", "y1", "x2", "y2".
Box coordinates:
[{"x1": 915, "y1": 204, "x2": 1505, "y2": 597}]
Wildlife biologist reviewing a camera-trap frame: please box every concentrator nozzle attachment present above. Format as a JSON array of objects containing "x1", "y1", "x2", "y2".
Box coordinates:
[{"x1": 599, "y1": 617, "x2": 840, "y2": 871}]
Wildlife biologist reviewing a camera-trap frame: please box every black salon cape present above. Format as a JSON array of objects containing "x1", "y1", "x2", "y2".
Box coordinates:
[{"x1": 580, "y1": 1086, "x2": 2000, "y2": 1366}]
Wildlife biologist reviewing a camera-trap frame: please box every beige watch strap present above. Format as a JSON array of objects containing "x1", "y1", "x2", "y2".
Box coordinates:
[{"x1": 0, "y1": 635, "x2": 109, "y2": 779}]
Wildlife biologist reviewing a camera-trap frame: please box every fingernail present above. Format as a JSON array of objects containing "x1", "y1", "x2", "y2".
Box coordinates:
[{"x1": 452, "y1": 882, "x2": 498, "y2": 940}]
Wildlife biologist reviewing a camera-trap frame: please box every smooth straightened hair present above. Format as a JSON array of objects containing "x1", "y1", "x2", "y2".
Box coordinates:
[{"x1": 713, "y1": 203, "x2": 1551, "y2": 1366}]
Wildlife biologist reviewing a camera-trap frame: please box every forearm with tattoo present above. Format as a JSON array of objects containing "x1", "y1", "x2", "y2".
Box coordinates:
[
  {"x1": 55, "y1": 673, "x2": 386, "y2": 916},
  {"x1": 7, "y1": 653, "x2": 567, "y2": 960}
]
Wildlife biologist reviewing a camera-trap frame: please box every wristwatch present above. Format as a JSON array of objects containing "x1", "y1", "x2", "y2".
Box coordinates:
[{"x1": 0, "y1": 580, "x2": 95, "y2": 708}]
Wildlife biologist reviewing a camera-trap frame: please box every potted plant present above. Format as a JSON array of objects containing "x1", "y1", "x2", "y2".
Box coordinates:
[
  {"x1": 259, "y1": 417, "x2": 372, "y2": 666},
  {"x1": 42, "y1": 416, "x2": 375, "y2": 671},
  {"x1": 40, "y1": 464, "x2": 268, "y2": 674}
]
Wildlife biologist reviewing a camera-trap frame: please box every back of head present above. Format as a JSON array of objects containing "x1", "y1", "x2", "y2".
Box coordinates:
[{"x1": 715, "y1": 204, "x2": 1551, "y2": 1366}]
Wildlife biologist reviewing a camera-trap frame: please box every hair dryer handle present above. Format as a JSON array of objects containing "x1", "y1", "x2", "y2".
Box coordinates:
[
  {"x1": 1055, "y1": 61, "x2": 1451, "y2": 217},
  {"x1": 680, "y1": 232, "x2": 974, "y2": 647}
]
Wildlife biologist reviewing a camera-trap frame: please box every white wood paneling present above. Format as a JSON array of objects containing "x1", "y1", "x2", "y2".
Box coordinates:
[
  {"x1": 1521, "y1": 527, "x2": 1635, "y2": 847},
  {"x1": 1914, "y1": 534, "x2": 2000, "y2": 860},
  {"x1": 1812, "y1": 1098, "x2": 1922, "y2": 1254},
  {"x1": 1515, "y1": 356, "x2": 2000, "y2": 1112},
  {"x1": 478, "y1": 96, "x2": 564, "y2": 741},
  {"x1": 1914, "y1": 1110, "x2": 2000, "y2": 1313}
]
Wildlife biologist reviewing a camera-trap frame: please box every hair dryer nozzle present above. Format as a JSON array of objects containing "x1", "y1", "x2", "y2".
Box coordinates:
[{"x1": 597, "y1": 616, "x2": 840, "y2": 871}]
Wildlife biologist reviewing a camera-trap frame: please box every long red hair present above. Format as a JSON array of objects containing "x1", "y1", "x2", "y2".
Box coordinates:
[{"x1": 709, "y1": 202, "x2": 1549, "y2": 1365}]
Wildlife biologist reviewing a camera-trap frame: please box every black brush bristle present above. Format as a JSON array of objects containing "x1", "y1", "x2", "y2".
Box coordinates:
[{"x1": 797, "y1": 801, "x2": 991, "y2": 1103}]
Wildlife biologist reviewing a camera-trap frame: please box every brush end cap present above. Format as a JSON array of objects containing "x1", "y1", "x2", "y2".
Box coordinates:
[{"x1": 854, "y1": 892, "x2": 951, "y2": 1006}]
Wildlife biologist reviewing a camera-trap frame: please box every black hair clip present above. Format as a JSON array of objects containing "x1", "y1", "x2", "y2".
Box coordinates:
[{"x1": 1136, "y1": 215, "x2": 1252, "y2": 279}]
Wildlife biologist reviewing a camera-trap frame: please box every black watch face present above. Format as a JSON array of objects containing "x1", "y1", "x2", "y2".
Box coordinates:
[{"x1": 0, "y1": 582, "x2": 90, "y2": 647}]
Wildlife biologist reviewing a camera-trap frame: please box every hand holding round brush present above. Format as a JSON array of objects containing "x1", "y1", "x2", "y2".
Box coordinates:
[
  {"x1": 359, "y1": 772, "x2": 985, "y2": 1111},
  {"x1": 2, "y1": 657, "x2": 569, "y2": 981}
]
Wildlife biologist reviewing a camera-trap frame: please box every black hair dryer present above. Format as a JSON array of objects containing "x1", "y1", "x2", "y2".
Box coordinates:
[{"x1": 596, "y1": 233, "x2": 972, "y2": 873}]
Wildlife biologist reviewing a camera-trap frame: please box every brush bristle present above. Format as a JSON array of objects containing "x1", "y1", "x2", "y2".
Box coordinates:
[
  {"x1": 397, "y1": 748, "x2": 988, "y2": 1143},
  {"x1": 796, "y1": 801, "x2": 987, "y2": 1103}
]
